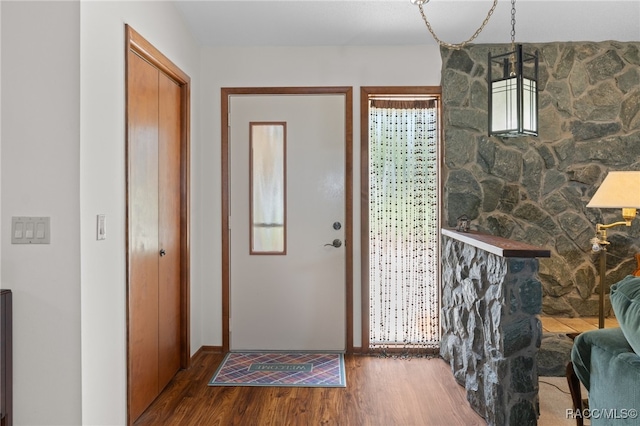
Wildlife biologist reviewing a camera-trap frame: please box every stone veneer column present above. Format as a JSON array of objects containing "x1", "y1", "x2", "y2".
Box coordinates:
[{"x1": 440, "y1": 229, "x2": 550, "y2": 426}]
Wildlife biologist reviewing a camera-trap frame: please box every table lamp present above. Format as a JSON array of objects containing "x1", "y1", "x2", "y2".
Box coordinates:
[{"x1": 587, "y1": 171, "x2": 640, "y2": 328}]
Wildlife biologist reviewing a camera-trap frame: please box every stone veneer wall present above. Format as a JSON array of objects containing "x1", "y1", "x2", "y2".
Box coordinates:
[
  {"x1": 441, "y1": 41, "x2": 640, "y2": 317},
  {"x1": 441, "y1": 234, "x2": 542, "y2": 426}
]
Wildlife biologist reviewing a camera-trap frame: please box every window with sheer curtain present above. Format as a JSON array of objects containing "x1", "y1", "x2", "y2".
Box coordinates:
[{"x1": 369, "y1": 98, "x2": 440, "y2": 352}]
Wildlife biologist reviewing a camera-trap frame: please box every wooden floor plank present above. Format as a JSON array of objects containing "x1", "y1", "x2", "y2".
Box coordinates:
[
  {"x1": 540, "y1": 316, "x2": 575, "y2": 333},
  {"x1": 540, "y1": 316, "x2": 620, "y2": 333},
  {"x1": 134, "y1": 350, "x2": 486, "y2": 426},
  {"x1": 581, "y1": 316, "x2": 619, "y2": 328},
  {"x1": 555, "y1": 318, "x2": 598, "y2": 332}
]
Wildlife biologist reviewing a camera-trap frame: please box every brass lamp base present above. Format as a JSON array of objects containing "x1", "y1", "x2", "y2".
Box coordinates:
[{"x1": 593, "y1": 208, "x2": 637, "y2": 329}]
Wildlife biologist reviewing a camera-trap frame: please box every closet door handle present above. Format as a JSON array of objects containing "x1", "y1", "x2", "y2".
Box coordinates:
[{"x1": 159, "y1": 249, "x2": 166, "y2": 257}]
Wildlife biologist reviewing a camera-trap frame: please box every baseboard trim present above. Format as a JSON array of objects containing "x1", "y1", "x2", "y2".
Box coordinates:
[
  {"x1": 192, "y1": 345, "x2": 224, "y2": 360},
  {"x1": 193, "y1": 345, "x2": 360, "y2": 357}
]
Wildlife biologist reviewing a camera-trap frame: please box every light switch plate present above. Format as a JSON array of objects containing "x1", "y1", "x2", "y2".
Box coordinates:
[
  {"x1": 11, "y1": 216, "x2": 50, "y2": 244},
  {"x1": 97, "y1": 214, "x2": 106, "y2": 240}
]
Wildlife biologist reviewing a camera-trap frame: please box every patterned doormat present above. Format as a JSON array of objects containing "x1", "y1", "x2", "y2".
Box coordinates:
[{"x1": 208, "y1": 352, "x2": 346, "y2": 387}]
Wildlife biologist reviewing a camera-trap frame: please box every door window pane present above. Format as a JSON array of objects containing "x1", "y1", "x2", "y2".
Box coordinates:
[{"x1": 250, "y1": 122, "x2": 286, "y2": 254}]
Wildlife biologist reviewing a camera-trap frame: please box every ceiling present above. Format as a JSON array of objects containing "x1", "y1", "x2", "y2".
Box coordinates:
[{"x1": 173, "y1": 0, "x2": 640, "y2": 48}]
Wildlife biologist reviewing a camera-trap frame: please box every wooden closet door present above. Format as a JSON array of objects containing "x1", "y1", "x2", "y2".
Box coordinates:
[
  {"x1": 128, "y1": 50, "x2": 160, "y2": 421},
  {"x1": 157, "y1": 73, "x2": 182, "y2": 390},
  {"x1": 126, "y1": 25, "x2": 190, "y2": 425}
]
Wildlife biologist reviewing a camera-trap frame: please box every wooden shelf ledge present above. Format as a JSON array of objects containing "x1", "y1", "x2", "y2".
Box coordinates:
[{"x1": 442, "y1": 228, "x2": 551, "y2": 259}]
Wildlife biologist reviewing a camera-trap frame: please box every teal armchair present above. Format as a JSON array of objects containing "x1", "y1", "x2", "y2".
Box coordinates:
[{"x1": 571, "y1": 275, "x2": 640, "y2": 425}]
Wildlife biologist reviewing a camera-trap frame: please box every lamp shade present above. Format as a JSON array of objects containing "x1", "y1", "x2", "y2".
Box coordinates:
[{"x1": 587, "y1": 171, "x2": 640, "y2": 208}]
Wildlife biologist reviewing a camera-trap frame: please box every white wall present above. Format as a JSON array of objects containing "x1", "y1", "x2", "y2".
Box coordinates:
[
  {"x1": 80, "y1": 1, "x2": 200, "y2": 425},
  {"x1": 199, "y1": 45, "x2": 442, "y2": 348},
  {"x1": 1, "y1": 1, "x2": 82, "y2": 424}
]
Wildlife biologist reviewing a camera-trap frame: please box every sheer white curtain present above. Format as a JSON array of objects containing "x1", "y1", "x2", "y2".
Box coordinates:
[{"x1": 369, "y1": 99, "x2": 440, "y2": 351}]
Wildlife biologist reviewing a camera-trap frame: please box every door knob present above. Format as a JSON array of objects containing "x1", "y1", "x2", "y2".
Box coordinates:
[
  {"x1": 160, "y1": 249, "x2": 166, "y2": 257},
  {"x1": 324, "y1": 239, "x2": 342, "y2": 248}
]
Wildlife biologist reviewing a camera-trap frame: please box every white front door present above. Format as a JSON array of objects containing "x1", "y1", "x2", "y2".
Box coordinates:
[{"x1": 229, "y1": 94, "x2": 346, "y2": 351}]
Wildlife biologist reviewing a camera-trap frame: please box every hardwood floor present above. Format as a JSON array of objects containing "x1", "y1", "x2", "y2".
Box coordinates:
[
  {"x1": 135, "y1": 349, "x2": 485, "y2": 426},
  {"x1": 540, "y1": 315, "x2": 619, "y2": 334},
  {"x1": 135, "y1": 316, "x2": 618, "y2": 425}
]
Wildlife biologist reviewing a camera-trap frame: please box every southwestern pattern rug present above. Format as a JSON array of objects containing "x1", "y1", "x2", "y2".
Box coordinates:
[{"x1": 208, "y1": 352, "x2": 346, "y2": 387}]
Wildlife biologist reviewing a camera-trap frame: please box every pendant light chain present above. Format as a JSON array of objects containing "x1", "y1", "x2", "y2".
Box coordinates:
[
  {"x1": 511, "y1": 0, "x2": 517, "y2": 48},
  {"x1": 509, "y1": 0, "x2": 517, "y2": 76},
  {"x1": 416, "y1": 0, "x2": 498, "y2": 50}
]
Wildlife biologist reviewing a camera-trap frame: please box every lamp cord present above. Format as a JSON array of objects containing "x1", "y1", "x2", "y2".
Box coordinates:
[{"x1": 416, "y1": 0, "x2": 498, "y2": 50}]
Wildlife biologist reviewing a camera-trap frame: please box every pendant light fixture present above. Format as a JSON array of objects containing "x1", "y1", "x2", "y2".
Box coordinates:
[{"x1": 488, "y1": 0, "x2": 539, "y2": 137}]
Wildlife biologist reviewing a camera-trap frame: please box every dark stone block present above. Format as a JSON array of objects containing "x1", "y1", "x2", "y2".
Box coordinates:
[
  {"x1": 559, "y1": 186, "x2": 586, "y2": 212},
  {"x1": 558, "y1": 211, "x2": 592, "y2": 237},
  {"x1": 446, "y1": 169, "x2": 482, "y2": 194},
  {"x1": 470, "y1": 80, "x2": 488, "y2": 110},
  {"x1": 575, "y1": 265, "x2": 597, "y2": 300},
  {"x1": 585, "y1": 49, "x2": 625, "y2": 83},
  {"x1": 541, "y1": 192, "x2": 571, "y2": 216},
  {"x1": 621, "y1": 131, "x2": 640, "y2": 157},
  {"x1": 447, "y1": 193, "x2": 481, "y2": 227},
  {"x1": 623, "y1": 44, "x2": 640, "y2": 65},
  {"x1": 541, "y1": 295, "x2": 575, "y2": 316},
  {"x1": 511, "y1": 356, "x2": 536, "y2": 393},
  {"x1": 443, "y1": 69, "x2": 470, "y2": 106},
  {"x1": 538, "y1": 257, "x2": 575, "y2": 297},
  {"x1": 480, "y1": 178, "x2": 504, "y2": 212},
  {"x1": 497, "y1": 184, "x2": 520, "y2": 213},
  {"x1": 553, "y1": 46, "x2": 575, "y2": 80},
  {"x1": 509, "y1": 399, "x2": 537, "y2": 426},
  {"x1": 553, "y1": 138, "x2": 575, "y2": 163},
  {"x1": 546, "y1": 81, "x2": 572, "y2": 115},
  {"x1": 448, "y1": 107, "x2": 485, "y2": 133},
  {"x1": 513, "y1": 203, "x2": 557, "y2": 231},
  {"x1": 555, "y1": 235, "x2": 584, "y2": 269},
  {"x1": 616, "y1": 68, "x2": 640, "y2": 94},
  {"x1": 541, "y1": 44, "x2": 559, "y2": 69},
  {"x1": 538, "y1": 333, "x2": 573, "y2": 376},
  {"x1": 503, "y1": 317, "x2": 533, "y2": 357},
  {"x1": 620, "y1": 90, "x2": 640, "y2": 130},
  {"x1": 521, "y1": 226, "x2": 552, "y2": 248},
  {"x1": 509, "y1": 288, "x2": 518, "y2": 314},
  {"x1": 602, "y1": 258, "x2": 636, "y2": 290},
  {"x1": 567, "y1": 164, "x2": 602, "y2": 185},
  {"x1": 444, "y1": 127, "x2": 476, "y2": 167},
  {"x1": 492, "y1": 147, "x2": 522, "y2": 181},
  {"x1": 446, "y1": 49, "x2": 474, "y2": 73},
  {"x1": 485, "y1": 214, "x2": 516, "y2": 239},
  {"x1": 574, "y1": 136, "x2": 636, "y2": 166},
  {"x1": 567, "y1": 294, "x2": 607, "y2": 317},
  {"x1": 519, "y1": 279, "x2": 543, "y2": 315},
  {"x1": 536, "y1": 144, "x2": 556, "y2": 169},
  {"x1": 541, "y1": 170, "x2": 567, "y2": 196},
  {"x1": 570, "y1": 121, "x2": 622, "y2": 141},
  {"x1": 574, "y1": 81, "x2": 623, "y2": 121},
  {"x1": 477, "y1": 136, "x2": 496, "y2": 173},
  {"x1": 522, "y1": 150, "x2": 543, "y2": 201}
]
